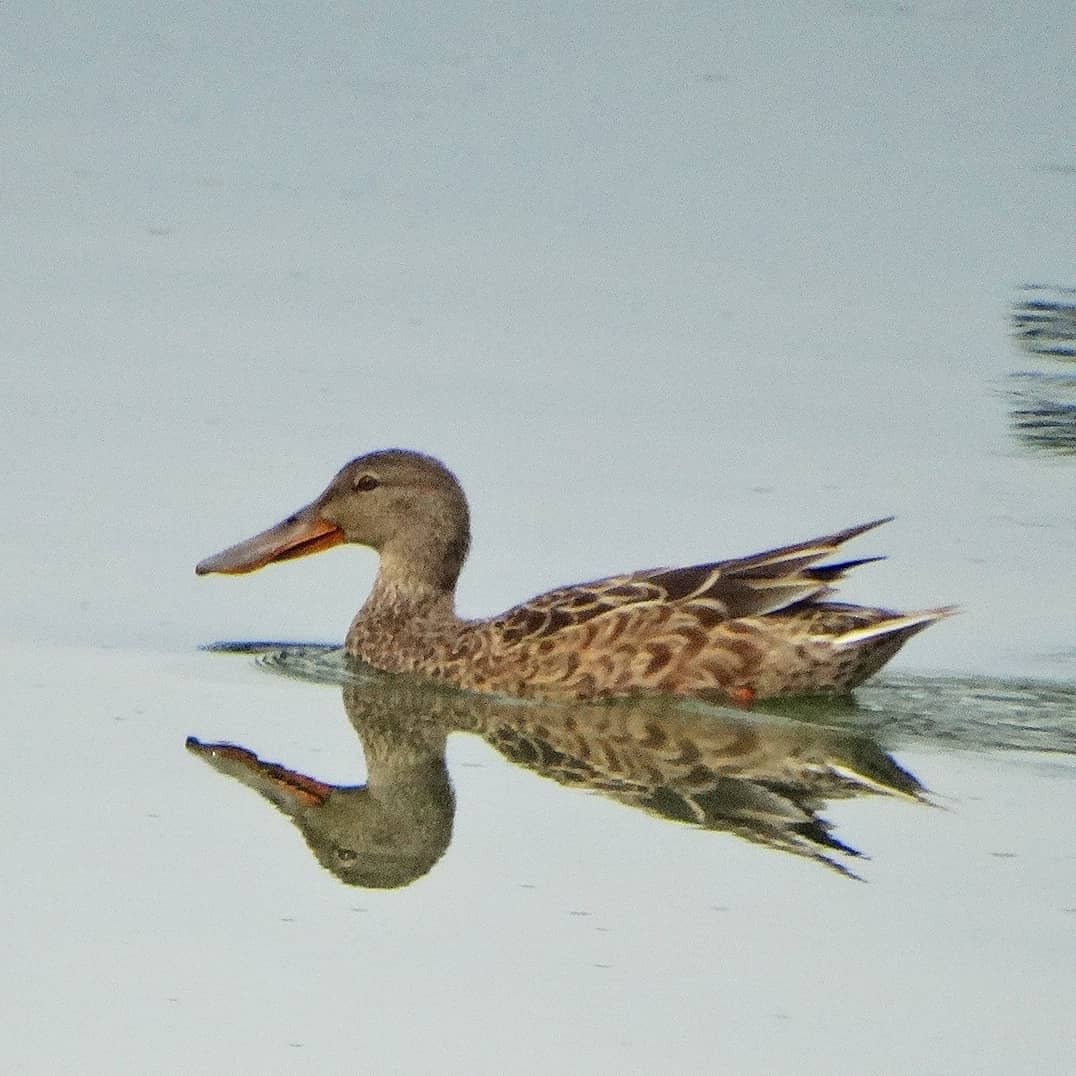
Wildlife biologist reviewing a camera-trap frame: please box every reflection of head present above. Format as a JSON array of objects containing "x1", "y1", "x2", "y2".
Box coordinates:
[
  {"x1": 186, "y1": 734, "x2": 454, "y2": 890},
  {"x1": 298, "y1": 776, "x2": 455, "y2": 889}
]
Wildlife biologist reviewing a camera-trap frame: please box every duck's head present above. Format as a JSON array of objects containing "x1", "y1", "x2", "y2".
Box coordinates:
[{"x1": 196, "y1": 449, "x2": 471, "y2": 590}]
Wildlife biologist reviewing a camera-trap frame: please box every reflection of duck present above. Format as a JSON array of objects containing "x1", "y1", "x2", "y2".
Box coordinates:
[
  {"x1": 197, "y1": 451, "x2": 951, "y2": 702},
  {"x1": 189, "y1": 699, "x2": 453, "y2": 889},
  {"x1": 188, "y1": 673, "x2": 926, "y2": 887}
]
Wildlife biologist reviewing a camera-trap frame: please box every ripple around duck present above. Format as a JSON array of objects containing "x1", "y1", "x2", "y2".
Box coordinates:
[
  {"x1": 757, "y1": 675, "x2": 1076, "y2": 757},
  {"x1": 203, "y1": 641, "x2": 1076, "y2": 759},
  {"x1": 203, "y1": 640, "x2": 354, "y2": 683}
]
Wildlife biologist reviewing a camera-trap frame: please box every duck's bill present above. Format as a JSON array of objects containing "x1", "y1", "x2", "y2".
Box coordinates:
[
  {"x1": 186, "y1": 737, "x2": 333, "y2": 808},
  {"x1": 195, "y1": 507, "x2": 344, "y2": 575}
]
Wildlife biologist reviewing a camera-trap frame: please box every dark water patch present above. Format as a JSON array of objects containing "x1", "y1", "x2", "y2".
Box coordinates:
[
  {"x1": 1007, "y1": 371, "x2": 1076, "y2": 455},
  {"x1": 1012, "y1": 285, "x2": 1076, "y2": 360},
  {"x1": 202, "y1": 640, "x2": 340, "y2": 655},
  {"x1": 1008, "y1": 286, "x2": 1076, "y2": 453}
]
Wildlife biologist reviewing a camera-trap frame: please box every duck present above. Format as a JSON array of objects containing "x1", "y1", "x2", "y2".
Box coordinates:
[{"x1": 196, "y1": 449, "x2": 953, "y2": 703}]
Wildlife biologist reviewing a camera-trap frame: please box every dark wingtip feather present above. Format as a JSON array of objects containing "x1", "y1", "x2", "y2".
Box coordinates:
[{"x1": 805, "y1": 556, "x2": 886, "y2": 582}]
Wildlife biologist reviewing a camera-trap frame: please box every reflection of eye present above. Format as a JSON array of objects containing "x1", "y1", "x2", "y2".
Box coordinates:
[
  {"x1": 334, "y1": 846, "x2": 358, "y2": 862},
  {"x1": 354, "y1": 474, "x2": 379, "y2": 492}
]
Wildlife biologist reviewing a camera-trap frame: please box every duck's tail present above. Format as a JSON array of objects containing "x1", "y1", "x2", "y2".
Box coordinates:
[
  {"x1": 833, "y1": 606, "x2": 958, "y2": 649},
  {"x1": 828, "y1": 606, "x2": 957, "y2": 690}
]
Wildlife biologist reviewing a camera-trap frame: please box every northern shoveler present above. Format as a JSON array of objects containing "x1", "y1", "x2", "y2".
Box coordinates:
[{"x1": 196, "y1": 449, "x2": 952, "y2": 703}]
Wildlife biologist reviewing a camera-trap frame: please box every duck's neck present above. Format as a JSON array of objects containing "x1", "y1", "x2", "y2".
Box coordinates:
[
  {"x1": 345, "y1": 533, "x2": 468, "y2": 664},
  {"x1": 346, "y1": 567, "x2": 459, "y2": 668},
  {"x1": 361, "y1": 566, "x2": 458, "y2": 624}
]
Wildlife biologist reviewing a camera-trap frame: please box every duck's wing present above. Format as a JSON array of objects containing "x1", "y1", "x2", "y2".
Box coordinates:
[{"x1": 494, "y1": 517, "x2": 892, "y2": 642}]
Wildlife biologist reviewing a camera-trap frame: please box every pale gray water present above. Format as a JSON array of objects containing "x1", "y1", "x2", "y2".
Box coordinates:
[{"x1": 3, "y1": 2, "x2": 1075, "y2": 1073}]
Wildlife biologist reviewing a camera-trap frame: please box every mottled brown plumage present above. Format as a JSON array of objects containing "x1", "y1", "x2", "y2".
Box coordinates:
[{"x1": 197, "y1": 449, "x2": 953, "y2": 702}]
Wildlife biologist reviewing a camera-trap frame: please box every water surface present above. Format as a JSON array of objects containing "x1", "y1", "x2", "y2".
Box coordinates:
[{"x1": 3, "y1": 2, "x2": 1075, "y2": 1073}]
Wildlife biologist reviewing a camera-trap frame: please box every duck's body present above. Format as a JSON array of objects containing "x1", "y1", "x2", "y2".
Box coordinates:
[{"x1": 197, "y1": 450, "x2": 952, "y2": 703}]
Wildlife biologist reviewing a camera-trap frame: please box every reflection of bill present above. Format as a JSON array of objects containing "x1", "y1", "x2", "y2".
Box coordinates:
[
  {"x1": 1009, "y1": 285, "x2": 1076, "y2": 455},
  {"x1": 188, "y1": 674, "x2": 927, "y2": 889}
]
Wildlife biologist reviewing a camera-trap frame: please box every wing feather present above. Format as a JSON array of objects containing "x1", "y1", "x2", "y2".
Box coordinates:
[{"x1": 494, "y1": 518, "x2": 892, "y2": 642}]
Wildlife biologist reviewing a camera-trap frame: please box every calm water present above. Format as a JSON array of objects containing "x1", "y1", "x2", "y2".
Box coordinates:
[{"x1": 4, "y1": 3, "x2": 1075, "y2": 1073}]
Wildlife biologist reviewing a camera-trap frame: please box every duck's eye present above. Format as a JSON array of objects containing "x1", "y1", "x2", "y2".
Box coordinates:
[{"x1": 353, "y1": 474, "x2": 379, "y2": 492}]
